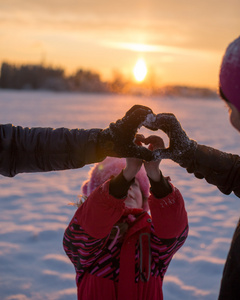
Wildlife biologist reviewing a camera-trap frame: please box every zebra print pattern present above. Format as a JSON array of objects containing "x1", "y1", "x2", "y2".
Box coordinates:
[{"x1": 63, "y1": 217, "x2": 188, "y2": 283}]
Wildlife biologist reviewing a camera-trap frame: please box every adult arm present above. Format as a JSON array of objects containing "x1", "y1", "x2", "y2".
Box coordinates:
[
  {"x1": 0, "y1": 124, "x2": 102, "y2": 177},
  {"x1": 0, "y1": 105, "x2": 154, "y2": 177},
  {"x1": 184, "y1": 144, "x2": 240, "y2": 197}
]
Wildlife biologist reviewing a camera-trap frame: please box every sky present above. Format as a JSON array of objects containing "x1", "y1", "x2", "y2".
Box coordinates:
[{"x1": 0, "y1": 0, "x2": 239, "y2": 88}]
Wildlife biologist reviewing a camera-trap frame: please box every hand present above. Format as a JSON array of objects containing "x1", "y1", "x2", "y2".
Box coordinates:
[
  {"x1": 135, "y1": 134, "x2": 165, "y2": 181},
  {"x1": 98, "y1": 105, "x2": 156, "y2": 161},
  {"x1": 150, "y1": 113, "x2": 197, "y2": 167},
  {"x1": 123, "y1": 158, "x2": 143, "y2": 181}
]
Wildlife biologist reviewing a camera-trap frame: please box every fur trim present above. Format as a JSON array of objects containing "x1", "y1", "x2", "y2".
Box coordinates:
[{"x1": 81, "y1": 157, "x2": 150, "y2": 200}]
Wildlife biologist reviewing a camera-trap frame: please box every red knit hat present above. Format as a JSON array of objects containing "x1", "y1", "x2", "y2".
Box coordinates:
[
  {"x1": 81, "y1": 157, "x2": 149, "y2": 208},
  {"x1": 219, "y1": 36, "x2": 240, "y2": 111}
]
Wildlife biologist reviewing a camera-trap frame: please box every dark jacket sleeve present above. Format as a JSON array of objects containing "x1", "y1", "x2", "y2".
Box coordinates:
[
  {"x1": 0, "y1": 124, "x2": 105, "y2": 177},
  {"x1": 109, "y1": 170, "x2": 172, "y2": 199},
  {"x1": 183, "y1": 144, "x2": 240, "y2": 198}
]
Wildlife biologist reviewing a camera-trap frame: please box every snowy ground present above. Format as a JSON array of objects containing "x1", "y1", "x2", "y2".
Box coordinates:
[{"x1": 0, "y1": 90, "x2": 240, "y2": 300}]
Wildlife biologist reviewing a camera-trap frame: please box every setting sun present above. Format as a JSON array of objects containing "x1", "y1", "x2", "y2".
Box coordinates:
[{"x1": 133, "y1": 58, "x2": 147, "y2": 82}]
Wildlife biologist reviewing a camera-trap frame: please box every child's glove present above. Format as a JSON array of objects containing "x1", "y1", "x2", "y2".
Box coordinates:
[
  {"x1": 151, "y1": 113, "x2": 197, "y2": 167},
  {"x1": 97, "y1": 105, "x2": 155, "y2": 161}
]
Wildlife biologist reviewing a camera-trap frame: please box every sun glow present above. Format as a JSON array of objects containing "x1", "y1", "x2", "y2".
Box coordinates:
[{"x1": 133, "y1": 58, "x2": 147, "y2": 82}]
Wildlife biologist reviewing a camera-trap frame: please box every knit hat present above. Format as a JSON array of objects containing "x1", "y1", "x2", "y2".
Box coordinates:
[
  {"x1": 81, "y1": 157, "x2": 149, "y2": 206},
  {"x1": 219, "y1": 36, "x2": 240, "y2": 111}
]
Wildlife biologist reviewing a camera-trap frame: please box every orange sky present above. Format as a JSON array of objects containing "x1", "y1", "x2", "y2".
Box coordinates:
[{"x1": 0, "y1": 0, "x2": 239, "y2": 88}]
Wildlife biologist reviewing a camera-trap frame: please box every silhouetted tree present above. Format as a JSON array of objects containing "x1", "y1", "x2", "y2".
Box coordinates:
[
  {"x1": 69, "y1": 69, "x2": 107, "y2": 92},
  {"x1": 0, "y1": 63, "x2": 65, "y2": 90}
]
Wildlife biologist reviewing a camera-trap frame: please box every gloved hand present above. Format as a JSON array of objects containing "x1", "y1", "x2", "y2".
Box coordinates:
[
  {"x1": 151, "y1": 113, "x2": 197, "y2": 166},
  {"x1": 97, "y1": 105, "x2": 156, "y2": 161}
]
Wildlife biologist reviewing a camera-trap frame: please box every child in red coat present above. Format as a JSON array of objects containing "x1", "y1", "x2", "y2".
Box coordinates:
[{"x1": 63, "y1": 135, "x2": 188, "y2": 300}]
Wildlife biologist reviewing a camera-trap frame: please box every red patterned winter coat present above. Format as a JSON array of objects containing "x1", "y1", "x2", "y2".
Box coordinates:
[{"x1": 63, "y1": 180, "x2": 188, "y2": 300}]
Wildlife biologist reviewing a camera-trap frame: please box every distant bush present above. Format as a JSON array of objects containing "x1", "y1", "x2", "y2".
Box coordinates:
[{"x1": 68, "y1": 69, "x2": 108, "y2": 93}]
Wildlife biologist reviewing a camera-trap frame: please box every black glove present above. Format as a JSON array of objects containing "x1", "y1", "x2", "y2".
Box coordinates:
[
  {"x1": 151, "y1": 113, "x2": 197, "y2": 166},
  {"x1": 148, "y1": 113, "x2": 240, "y2": 198},
  {"x1": 97, "y1": 105, "x2": 155, "y2": 161}
]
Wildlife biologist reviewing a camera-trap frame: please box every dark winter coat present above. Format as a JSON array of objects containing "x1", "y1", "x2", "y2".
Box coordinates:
[
  {"x1": 63, "y1": 180, "x2": 188, "y2": 300},
  {"x1": 186, "y1": 144, "x2": 240, "y2": 197},
  {"x1": 184, "y1": 144, "x2": 240, "y2": 300},
  {"x1": 0, "y1": 124, "x2": 103, "y2": 177}
]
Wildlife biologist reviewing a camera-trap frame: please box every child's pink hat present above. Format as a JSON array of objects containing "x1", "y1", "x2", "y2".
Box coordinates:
[
  {"x1": 81, "y1": 157, "x2": 149, "y2": 201},
  {"x1": 219, "y1": 36, "x2": 240, "y2": 111}
]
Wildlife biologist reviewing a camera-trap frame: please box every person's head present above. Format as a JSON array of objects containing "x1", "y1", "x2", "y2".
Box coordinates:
[
  {"x1": 219, "y1": 36, "x2": 240, "y2": 131},
  {"x1": 81, "y1": 157, "x2": 149, "y2": 211}
]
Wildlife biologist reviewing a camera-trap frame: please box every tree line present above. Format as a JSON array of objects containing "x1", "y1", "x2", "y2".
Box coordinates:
[
  {"x1": 0, "y1": 62, "x2": 109, "y2": 93},
  {"x1": 0, "y1": 62, "x2": 218, "y2": 98}
]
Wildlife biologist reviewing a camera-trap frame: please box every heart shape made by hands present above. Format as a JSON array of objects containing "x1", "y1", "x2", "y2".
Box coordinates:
[{"x1": 140, "y1": 112, "x2": 197, "y2": 164}]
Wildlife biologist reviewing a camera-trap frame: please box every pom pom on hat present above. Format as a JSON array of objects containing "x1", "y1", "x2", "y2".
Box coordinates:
[
  {"x1": 219, "y1": 36, "x2": 240, "y2": 111},
  {"x1": 81, "y1": 157, "x2": 149, "y2": 200}
]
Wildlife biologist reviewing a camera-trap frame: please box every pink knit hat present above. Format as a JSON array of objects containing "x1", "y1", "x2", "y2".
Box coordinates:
[
  {"x1": 219, "y1": 36, "x2": 240, "y2": 111},
  {"x1": 81, "y1": 157, "x2": 149, "y2": 204}
]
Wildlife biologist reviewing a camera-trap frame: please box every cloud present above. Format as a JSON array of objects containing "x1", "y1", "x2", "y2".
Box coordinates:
[
  {"x1": 0, "y1": 0, "x2": 240, "y2": 58},
  {"x1": 1, "y1": 0, "x2": 239, "y2": 53},
  {"x1": 103, "y1": 41, "x2": 219, "y2": 57}
]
